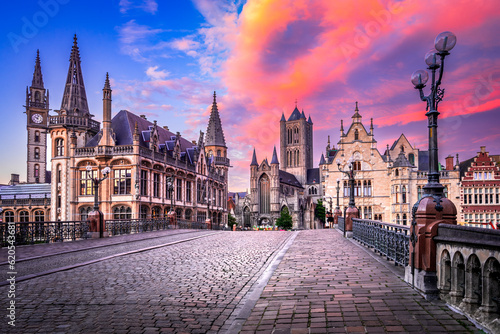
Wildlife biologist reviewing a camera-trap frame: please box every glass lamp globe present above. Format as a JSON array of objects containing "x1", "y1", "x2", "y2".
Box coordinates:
[
  {"x1": 336, "y1": 159, "x2": 341, "y2": 165},
  {"x1": 435, "y1": 31, "x2": 456, "y2": 52},
  {"x1": 411, "y1": 70, "x2": 429, "y2": 87},
  {"x1": 86, "y1": 165, "x2": 93, "y2": 172},
  {"x1": 102, "y1": 167, "x2": 111, "y2": 175},
  {"x1": 425, "y1": 49, "x2": 441, "y2": 67}
]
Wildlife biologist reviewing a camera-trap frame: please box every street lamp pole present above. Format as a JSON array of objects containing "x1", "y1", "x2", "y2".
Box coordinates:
[
  {"x1": 86, "y1": 165, "x2": 111, "y2": 211},
  {"x1": 337, "y1": 159, "x2": 358, "y2": 237},
  {"x1": 86, "y1": 165, "x2": 111, "y2": 238},
  {"x1": 166, "y1": 176, "x2": 175, "y2": 225},
  {"x1": 411, "y1": 31, "x2": 456, "y2": 199},
  {"x1": 335, "y1": 178, "x2": 340, "y2": 210}
]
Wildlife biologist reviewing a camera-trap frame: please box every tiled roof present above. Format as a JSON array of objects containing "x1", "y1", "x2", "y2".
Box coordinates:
[
  {"x1": 0, "y1": 183, "x2": 51, "y2": 199},
  {"x1": 279, "y1": 170, "x2": 303, "y2": 188}
]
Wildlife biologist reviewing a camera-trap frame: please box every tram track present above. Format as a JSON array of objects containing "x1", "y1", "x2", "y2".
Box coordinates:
[{"x1": 0, "y1": 230, "x2": 220, "y2": 286}]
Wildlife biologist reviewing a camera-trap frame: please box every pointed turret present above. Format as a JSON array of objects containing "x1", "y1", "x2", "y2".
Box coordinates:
[
  {"x1": 301, "y1": 110, "x2": 306, "y2": 119},
  {"x1": 280, "y1": 112, "x2": 286, "y2": 122},
  {"x1": 60, "y1": 34, "x2": 89, "y2": 115},
  {"x1": 352, "y1": 101, "x2": 362, "y2": 123},
  {"x1": 32, "y1": 50, "x2": 44, "y2": 89},
  {"x1": 370, "y1": 118, "x2": 374, "y2": 135},
  {"x1": 271, "y1": 146, "x2": 279, "y2": 164},
  {"x1": 340, "y1": 119, "x2": 344, "y2": 136},
  {"x1": 308, "y1": 115, "x2": 313, "y2": 124},
  {"x1": 98, "y1": 73, "x2": 114, "y2": 147},
  {"x1": 319, "y1": 153, "x2": 326, "y2": 165},
  {"x1": 205, "y1": 91, "x2": 226, "y2": 147},
  {"x1": 250, "y1": 148, "x2": 258, "y2": 166}
]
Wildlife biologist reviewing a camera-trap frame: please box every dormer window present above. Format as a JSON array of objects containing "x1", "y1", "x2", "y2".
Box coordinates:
[{"x1": 354, "y1": 129, "x2": 359, "y2": 140}]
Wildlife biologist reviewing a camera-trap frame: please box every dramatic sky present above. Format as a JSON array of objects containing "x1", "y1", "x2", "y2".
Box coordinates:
[{"x1": 0, "y1": 0, "x2": 499, "y2": 190}]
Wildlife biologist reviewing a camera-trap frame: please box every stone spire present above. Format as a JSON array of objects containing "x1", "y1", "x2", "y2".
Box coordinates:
[
  {"x1": 205, "y1": 91, "x2": 226, "y2": 147},
  {"x1": 352, "y1": 101, "x2": 362, "y2": 123},
  {"x1": 340, "y1": 119, "x2": 344, "y2": 136},
  {"x1": 250, "y1": 148, "x2": 258, "y2": 166},
  {"x1": 271, "y1": 146, "x2": 279, "y2": 164},
  {"x1": 319, "y1": 153, "x2": 326, "y2": 165},
  {"x1": 60, "y1": 34, "x2": 89, "y2": 115},
  {"x1": 32, "y1": 50, "x2": 44, "y2": 89},
  {"x1": 98, "y1": 73, "x2": 114, "y2": 147},
  {"x1": 370, "y1": 118, "x2": 374, "y2": 135}
]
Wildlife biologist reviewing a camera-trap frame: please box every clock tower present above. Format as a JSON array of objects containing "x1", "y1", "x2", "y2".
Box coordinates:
[{"x1": 26, "y1": 50, "x2": 49, "y2": 183}]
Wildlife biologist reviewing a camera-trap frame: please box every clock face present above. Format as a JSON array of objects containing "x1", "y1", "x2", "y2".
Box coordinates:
[{"x1": 32, "y1": 113, "x2": 43, "y2": 124}]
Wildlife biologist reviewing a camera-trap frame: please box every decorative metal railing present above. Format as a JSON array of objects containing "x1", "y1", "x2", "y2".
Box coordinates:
[
  {"x1": 0, "y1": 221, "x2": 89, "y2": 246},
  {"x1": 338, "y1": 216, "x2": 345, "y2": 232},
  {"x1": 352, "y1": 218, "x2": 410, "y2": 267},
  {"x1": 49, "y1": 115, "x2": 100, "y2": 131},
  {"x1": 105, "y1": 218, "x2": 215, "y2": 236}
]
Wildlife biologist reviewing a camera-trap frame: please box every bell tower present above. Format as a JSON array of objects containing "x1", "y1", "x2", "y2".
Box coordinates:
[{"x1": 26, "y1": 50, "x2": 49, "y2": 183}]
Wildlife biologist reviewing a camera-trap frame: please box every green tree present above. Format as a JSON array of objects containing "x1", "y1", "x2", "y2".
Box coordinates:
[
  {"x1": 228, "y1": 213, "x2": 237, "y2": 228},
  {"x1": 276, "y1": 206, "x2": 293, "y2": 230},
  {"x1": 315, "y1": 199, "x2": 326, "y2": 223}
]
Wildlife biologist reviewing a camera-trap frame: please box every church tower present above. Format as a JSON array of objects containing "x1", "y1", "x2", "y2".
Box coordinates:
[
  {"x1": 26, "y1": 50, "x2": 49, "y2": 184},
  {"x1": 280, "y1": 102, "x2": 313, "y2": 185},
  {"x1": 204, "y1": 91, "x2": 230, "y2": 223},
  {"x1": 50, "y1": 35, "x2": 100, "y2": 221}
]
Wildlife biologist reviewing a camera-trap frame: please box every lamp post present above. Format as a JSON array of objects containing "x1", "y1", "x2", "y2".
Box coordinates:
[
  {"x1": 166, "y1": 176, "x2": 175, "y2": 225},
  {"x1": 408, "y1": 32, "x2": 458, "y2": 297},
  {"x1": 337, "y1": 158, "x2": 358, "y2": 237},
  {"x1": 335, "y1": 178, "x2": 340, "y2": 211},
  {"x1": 86, "y1": 165, "x2": 110, "y2": 238},
  {"x1": 86, "y1": 165, "x2": 111, "y2": 211},
  {"x1": 411, "y1": 31, "x2": 456, "y2": 199}
]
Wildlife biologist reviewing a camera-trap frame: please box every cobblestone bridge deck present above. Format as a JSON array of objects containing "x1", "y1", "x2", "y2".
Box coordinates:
[{"x1": 0, "y1": 229, "x2": 482, "y2": 333}]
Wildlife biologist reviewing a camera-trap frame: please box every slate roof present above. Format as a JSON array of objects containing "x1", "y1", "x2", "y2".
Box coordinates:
[
  {"x1": 228, "y1": 191, "x2": 248, "y2": 199},
  {"x1": 250, "y1": 148, "x2": 258, "y2": 166},
  {"x1": 287, "y1": 107, "x2": 302, "y2": 121},
  {"x1": 392, "y1": 151, "x2": 414, "y2": 168},
  {"x1": 280, "y1": 113, "x2": 286, "y2": 122},
  {"x1": 86, "y1": 110, "x2": 199, "y2": 164},
  {"x1": 459, "y1": 157, "x2": 474, "y2": 178},
  {"x1": 319, "y1": 154, "x2": 326, "y2": 165},
  {"x1": 271, "y1": 146, "x2": 279, "y2": 164},
  {"x1": 279, "y1": 170, "x2": 303, "y2": 188},
  {"x1": 0, "y1": 183, "x2": 51, "y2": 199},
  {"x1": 307, "y1": 168, "x2": 320, "y2": 185}
]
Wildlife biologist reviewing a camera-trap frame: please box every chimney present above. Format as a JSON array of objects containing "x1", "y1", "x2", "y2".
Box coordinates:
[
  {"x1": 9, "y1": 174, "x2": 20, "y2": 185},
  {"x1": 163, "y1": 126, "x2": 169, "y2": 131},
  {"x1": 140, "y1": 115, "x2": 147, "y2": 119},
  {"x1": 445, "y1": 155, "x2": 454, "y2": 171},
  {"x1": 480, "y1": 146, "x2": 486, "y2": 153}
]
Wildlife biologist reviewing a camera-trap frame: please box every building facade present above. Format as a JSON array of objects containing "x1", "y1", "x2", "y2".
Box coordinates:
[
  {"x1": 320, "y1": 102, "x2": 461, "y2": 225},
  {"x1": 238, "y1": 106, "x2": 321, "y2": 229},
  {"x1": 1, "y1": 35, "x2": 230, "y2": 225},
  {"x1": 459, "y1": 146, "x2": 500, "y2": 228}
]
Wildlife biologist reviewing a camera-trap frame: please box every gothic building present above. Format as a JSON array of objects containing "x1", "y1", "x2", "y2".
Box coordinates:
[
  {"x1": 244, "y1": 105, "x2": 321, "y2": 229},
  {"x1": 320, "y1": 102, "x2": 461, "y2": 225},
  {"x1": 0, "y1": 35, "x2": 230, "y2": 224}
]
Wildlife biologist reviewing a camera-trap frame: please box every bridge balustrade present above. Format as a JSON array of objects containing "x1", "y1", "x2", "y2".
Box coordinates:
[
  {"x1": 0, "y1": 221, "x2": 89, "y2": 246},
  {"x1": 352, "y1": 218, "x2": 410, "y2": 267},
  {"x1": 338, "y1": 217, "x2": 345, "y2": 232}
]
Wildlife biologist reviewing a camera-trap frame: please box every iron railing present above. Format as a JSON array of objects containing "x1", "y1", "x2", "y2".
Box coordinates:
[
  {"x1": 352, "y1": 218, "x2": 410, "y2": 267},
  {"x1": 0, "y1": 221, "x2": 89, "y2": 246},
  {"x1": 338, "y1": 216, "x2": 345, "y2": 232},
  {"x1": 105, "y1": 218, "x2": 217, "y2": 236}
]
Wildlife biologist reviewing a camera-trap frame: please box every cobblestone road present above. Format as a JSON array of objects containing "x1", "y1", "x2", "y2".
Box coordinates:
[
  {"x1": 1, "y1": 229, "x2": 483, "y2": 334},
  {"x1": 240, "y1": 229, "x2": 480, "y2": 334},
  {"x1": 1, "y1": 231, "x2": 292, "y2": 334}
]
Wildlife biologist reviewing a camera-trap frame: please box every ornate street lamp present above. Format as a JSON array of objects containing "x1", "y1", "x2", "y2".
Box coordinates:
[
  {"x1": 337, "y1": 158, "x2": 358, "y2": 237},
  {"x1": 166, "y1": 176, "x2": 175, "y2": 225},
  {"x1": 411, "y1": 31, "x2": 456, "y2": 199},
  {"x1": 86, "y1": 165, "x2": 111, "y2": 211},
  {"x1": 335, "y1": 178, "x2": 341, "y2": 211},
  {"x1": 86, "y1": 165, "x2": 110, "y2": 238},
  {"x1": 337, "y1": 158, "x2": 356, "y2": 208},
  {"x1": 408, "y1": 32, "x2": 457, "y2": 296}
]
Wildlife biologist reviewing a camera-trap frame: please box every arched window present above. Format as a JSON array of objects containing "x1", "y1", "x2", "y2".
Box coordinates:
[
  {"x1": 152, "y1": 206, "x2": 161, "y2": 219},
  {"x1": 353, "y1": 161, "x2": 361, "y2": 171},
  {"x1": 402, "y1": 186, "x2": 407, "y2": 203},
  {"x1": 354, "y1": 129, "x2": 359, "y2": 140},
  {"x1": 185, "y1": 209, "x2": 192, "y2": 221},
  {"x1": 259, "y1": 174, "x2": 270, "y2": 214},
  {"x1": 344, "y1": 181, "x2": 349, "y2": 196},
  {"x1": 34, "y1": 131, "x2": 40, "y2": 142},
  {"x1": 396, "y1": 214, "x2": 400, "y2": 224},
  {"x1": 217, "y1": 150, "x2": 221, "y2": 157},
  {"x1": 80, "y1": 206, "x2": 93, "y2": 221},
  {"x1": 35, "y1": 91, "x2": 41, "y2": 102},
  {"x1": 395, "y1": 186, "x2": 399, "y2": 203},
  {"x1": 243, "y1": 206, "x2": 251, "y2": 227},
  {"x1": 409, "y1": 153, "x2": 415, "y2": 166},
  {"x1": 56, "y1": 138, "x2": 64, "y2": 156},
  {"x1": 19, "y1": 211, "x2": 30, "y2": 222},
  {"x1": 34, "y1": 164, "x2": 40, "y2": 178},
  {"x1": 367, "y1": 180, "x2": 372, "y2": 197},
  {"x1": 34, "y1": 147, "x2": 40, "y2": 160},
  {"x1": 113, "y1": 206, "x2": 131, "y2": 220},
  {"x1": 4, "y1": 211, "x2": 14, "y2": 223},
  {"x1": 402, "y1": 213, "x2": 407, "y2": 225},
  {"x1": 395, "y1": 169, "x2": 399, "y2": 177},
  {"x1": 444, "y1": 186, "x2": 448, "y2": 198},
  {"x1": 417, "y1": 186, "x2": 422, "y2": 200},
  {"x1": 140, "y1": 205, "x2": 149, "y2": 219},
  {"x1": 175, "y1": 208, "x2": 183, "y2": 220},
  {"x1": 34, "y1": 210, "x2": 44, "y2": 222}
]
